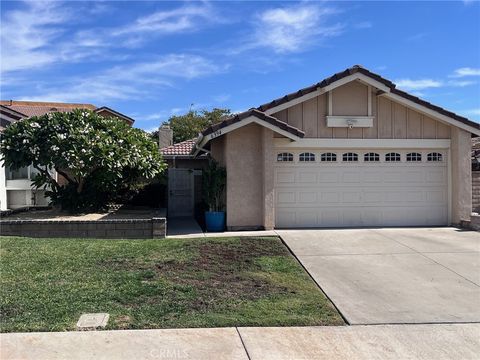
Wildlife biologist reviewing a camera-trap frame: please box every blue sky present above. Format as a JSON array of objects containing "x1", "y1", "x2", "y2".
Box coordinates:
[{"x1": 1, "y1": 0, "x2": 479, "y2": 131}]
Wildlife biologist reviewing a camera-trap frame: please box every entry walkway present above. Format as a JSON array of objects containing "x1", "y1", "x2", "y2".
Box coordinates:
[
  {"x1": 2, "y1": 324, "x2": 479, "y2": 360},
  {"x1": 166, "y1": 217, "x2": 278, "y2": 238},
  {"x1": 166, "y1": 217, "x2": 204, "y2": 238}
]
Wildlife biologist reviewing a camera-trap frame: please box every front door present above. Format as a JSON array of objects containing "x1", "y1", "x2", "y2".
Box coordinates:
[{"x1": 168, "y1": 168, "x2": 194, "y2": 217}]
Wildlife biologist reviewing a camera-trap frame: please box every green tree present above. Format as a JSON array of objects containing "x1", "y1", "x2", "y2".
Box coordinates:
[
  {"x1": 0, "y1": 109, "x2": 167, "y2": 212},
  {"x1": 166, "y1": 108, "x2": 231, "y2": 143}
]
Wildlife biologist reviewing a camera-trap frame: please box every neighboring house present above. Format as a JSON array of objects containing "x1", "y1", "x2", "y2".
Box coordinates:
[
  {"x1": 0, "y1": 100, "x2": 135, "y2": 210},
  {"x1": 188, "y1": 65, "x2": 480, "y2": 230},
  {"x1": 159, "y1": 125, "x2": 207, "y2": 218},
  {"x1": 472, "y1": 138, "x2": 480, "y2": 213}
]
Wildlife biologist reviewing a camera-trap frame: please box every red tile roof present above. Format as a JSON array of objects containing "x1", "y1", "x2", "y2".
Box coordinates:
[
  {"x1": 161, "y1": 138, "x2": 197, "y2": 156},
  {"x1": 0, "y1": 100, "x2": 96, "y2": 118}
]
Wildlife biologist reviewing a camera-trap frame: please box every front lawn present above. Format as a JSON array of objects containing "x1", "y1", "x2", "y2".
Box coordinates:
[{"x1": 0, "y1": 236, "x2": 343, "y2": 332}]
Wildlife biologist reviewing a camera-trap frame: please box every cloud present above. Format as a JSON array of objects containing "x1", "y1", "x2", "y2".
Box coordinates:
[
  {"x1": 394, "y1": 78, "x2": 443, "y2": 91},
  {"x1": 354, "y1": 21, "x2": 372, "y2": 29},
  {"x1": 233, "y1": 4, "x2": 342, "y2": 54},
  {"x1": 450, "y1": 67, "x2": 480, "y2": 78},
  {"x1": 113, "y1": 4, "x2": 216, "y2": 36},
  {"x1": 0, "y1": 1, "x2": 71, "y2": 72},
  {"x1": 448, "y1": 80, "x2": 477, "y2": 87},
  {"x1": 405, "y1": 33, "x2": 428, "y2": 42},
  {"x1": 17, "y1": 54, "x2": 226, "y2": 103}
]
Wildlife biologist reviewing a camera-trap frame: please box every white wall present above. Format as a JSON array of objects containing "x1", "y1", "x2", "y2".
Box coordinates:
[{"x1": 0, "y1": 161, "x2": 7, "y2": 210}]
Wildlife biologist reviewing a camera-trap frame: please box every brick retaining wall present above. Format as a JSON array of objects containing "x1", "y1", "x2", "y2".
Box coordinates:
[
  {"x1": 473, "y1": 171, "x2": 480, "y2": 213},
  {"x1": 0, "y1": 218, "x2": 166, "y2": 239}
]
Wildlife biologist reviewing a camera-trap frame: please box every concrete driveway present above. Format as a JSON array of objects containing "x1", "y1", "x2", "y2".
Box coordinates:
[{"x1": 277, "y1": 227, "x2": 480, "y2": 325}]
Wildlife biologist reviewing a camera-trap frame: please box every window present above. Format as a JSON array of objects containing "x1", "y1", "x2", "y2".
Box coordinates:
[
  {"x1": 427, "y1": 152, "x2": 443, "y2": 162},
  {"x1": 321, "y1": 153, "x2": 337, "y2": 162},
  {"x1": 385, "y1": 152, "x2": 401, "y2": 162},
  {"x1": 364, "y1": 152, "x2": 380, "y2": 162},
  {"x1": 277, "y1": 152, "x2": 293, "y2": 162},
  {"x1": 299, "y1": 152, "x2": 315, "y2": 162},
  {"x1": 342, "y1": 152, "x2": 358, "y2": 162},
  {"x1": 406, "y1": 152, "x2": 422, "y2": 162},
  {"x1": 6, "y1": 166, "x2": 29, "y2": 180}
]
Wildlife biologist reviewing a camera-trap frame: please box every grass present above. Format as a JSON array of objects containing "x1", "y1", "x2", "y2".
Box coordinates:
[{"x1": 0, "y1": 236, "x2": 344, "y2": 332}]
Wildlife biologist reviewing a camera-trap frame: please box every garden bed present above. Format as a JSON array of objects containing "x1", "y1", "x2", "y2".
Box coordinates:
[{"x1": 0, "y1": 236, "x2": 344, "y2": 332}]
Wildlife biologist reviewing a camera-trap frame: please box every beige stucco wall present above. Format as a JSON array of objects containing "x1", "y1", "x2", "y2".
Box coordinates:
[
  {"x1": 272, "y1": 80, "x2": 452, "y2": 140},
  {"x1": 262, "y1": 127, "x2": 275, "y2": 229},
  {"x1": 210, "y1": 136, "x2": 226, "y2": 166},
  {"x1": 224, "y1": 123, "x2": 264, "y2": 229},
  {"x1": 451, "y1": 127, "x2": 472, "y2": 223},
  {"x1": 209, "y1": 124, "x2": 274, "y2": 230}
]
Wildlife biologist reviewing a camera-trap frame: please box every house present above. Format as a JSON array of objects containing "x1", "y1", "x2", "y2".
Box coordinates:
[
  {"x1": 159, "y1": 125, "x2": 207, "y2": 218},
  {"x1": 0, "y1": 100, "x2": 135, "y2": 210},
  {"x1": 187, "y1": 65, "x2": 479, "y2": 230}
]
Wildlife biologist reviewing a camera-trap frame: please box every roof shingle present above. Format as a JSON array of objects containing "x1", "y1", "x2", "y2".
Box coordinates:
[
  {"x1": 160, "y1": 138, "x2": 197, "y2": 156},
  {"x1": 0, "y1": 100, "x2": 96, "y2": 118}
]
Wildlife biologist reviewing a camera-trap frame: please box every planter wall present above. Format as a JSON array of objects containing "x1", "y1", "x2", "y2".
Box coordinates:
[{"x1": 0, "y1": 217, "x2": 166, "y2": 239}]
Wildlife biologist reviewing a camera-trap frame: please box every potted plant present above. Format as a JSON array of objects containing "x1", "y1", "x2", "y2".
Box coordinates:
[{"x1": 202, "y1": 159, "x2": 226, "y2": 232}]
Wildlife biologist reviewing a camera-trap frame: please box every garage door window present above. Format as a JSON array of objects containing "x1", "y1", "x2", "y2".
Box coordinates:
[
  {"x1": 364, "y1": 152, "x2": 380, "y2": 162},
  {"x1": 385, "y1": 152, "x2": 401, "y2": 162},
  {"x1": 299, "y1": 152, "x2": 315, "y2": 162},
  {"x1": 342, "y1": 152, "x2": 358, "y2": 162},
  {"x1": 277, "y1": 152, "x2": 293, "y2": 162},
  {"x1": 406, "y1": 152, "x2": 422, "y2": 162},
  {"x1": 321, "y1": 153, "x2": 337, "y2": 162},
  {"x1": 427, "y1": 152, "x2": 443, "y2": 162}
]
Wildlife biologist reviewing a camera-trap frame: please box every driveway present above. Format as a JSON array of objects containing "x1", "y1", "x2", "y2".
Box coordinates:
[{"x1": 277, "y1": 227, "x2": 480, "y2": 325}]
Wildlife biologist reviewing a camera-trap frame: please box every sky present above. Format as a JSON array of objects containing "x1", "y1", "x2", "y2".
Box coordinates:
[{"x1": 1, "y1": 0, "x2": 479, "y2": 131}]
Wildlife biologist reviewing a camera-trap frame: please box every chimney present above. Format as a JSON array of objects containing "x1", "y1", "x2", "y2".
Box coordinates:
[{"x1": 158, "y1": 124, "x2": 173, "y2": 149}]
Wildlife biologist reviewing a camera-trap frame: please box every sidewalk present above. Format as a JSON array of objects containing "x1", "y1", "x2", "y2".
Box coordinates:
[
  {"x1": 2, "y1": 324, "x2": 479, "y2": 360},
  {"x1": 166, "y1": 217, "x2": 278, "y2": 238}
]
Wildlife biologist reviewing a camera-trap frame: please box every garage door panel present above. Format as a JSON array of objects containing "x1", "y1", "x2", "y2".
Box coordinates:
[
  {"x1": 342, "y1": 192, "x2": 361, "y2": 203},
  {"x1": 426, "y1": 169, "x2": 447, "y2": 183},
  {"x1": 274, "y1": 149, "x2": 448, "y2": 228},
  {"x1": 299, "y1": 191, "x2": 317, "y2": 203},
  {"x1": 322, "y1": 192, "x2": 340, "y2": 203},
  {"x1": 298, "y1": 172, "x2": 317, "y2": 184},
  {"x1": 363, "y1": 191, "x2": 384, "y2": 203},
  {"x1": 342, "y1": 171, "x2": 361, "y2": 183},
  {"x1": 277, "y1": 191, "x2": 295, "y2": 204},
  {"x1": 318, "y1": 172, "x2": 338, "y2": 183}
]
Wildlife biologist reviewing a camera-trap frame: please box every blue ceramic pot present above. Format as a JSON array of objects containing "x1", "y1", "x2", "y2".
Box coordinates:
[{"x1": 205, "y1": 211, "x2": 225, "y2": 232}]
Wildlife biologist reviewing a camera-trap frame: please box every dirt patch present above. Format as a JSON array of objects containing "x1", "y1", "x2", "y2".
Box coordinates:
[
  {"x1": 3, "y1": 208, "x2": 165, "y2": 221},
  {"x1": 113, "y1": 315, "x2": 132, "y2": 329},
  {"x1": 100, "y1": 237, "x2": 292, "y2": 310},
  {"x1": 154, "y1": 238, "x2": 291, "y2": 309}
]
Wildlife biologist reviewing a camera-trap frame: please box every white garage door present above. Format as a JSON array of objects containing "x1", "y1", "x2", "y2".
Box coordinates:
[{"x1": 274, "y1": 149, "x2": 448, "y2": 228}]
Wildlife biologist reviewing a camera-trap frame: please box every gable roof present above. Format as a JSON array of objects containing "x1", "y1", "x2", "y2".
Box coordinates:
[
  {"x1": 0, "y1": 104, "x2": 27, "y2": 119},
  {"x1": 192, "y1": 108, "x2": 304, "y2": 156},
  {"x1": 202, "y1": 108, "x2": 305, "y2": 138},
  {"x1": 0, "y1": 100, "x2": 96, "y2": 118},
  {"x1": 95, "y1": 106, "x2": 135, "y2": 125},
  {"x1": 258, "y1": 65, "x2": 480, "y2": 135},
  {"x1": 0, "y1": 101, "x2": 135, "y2": 125}
]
